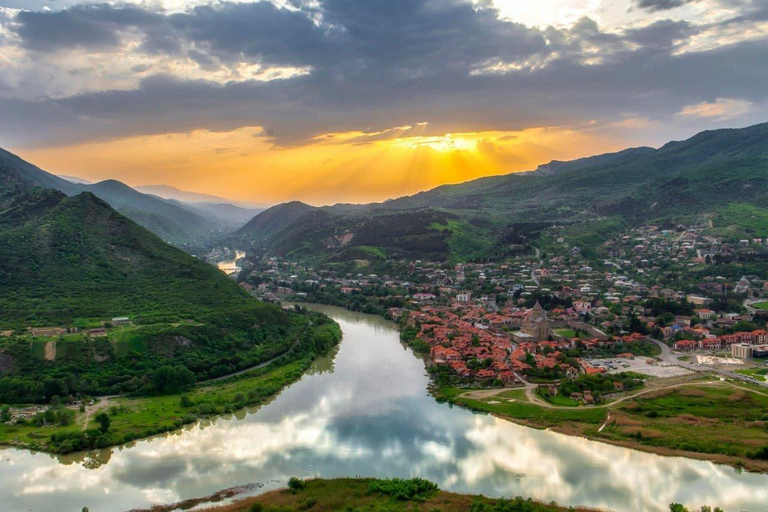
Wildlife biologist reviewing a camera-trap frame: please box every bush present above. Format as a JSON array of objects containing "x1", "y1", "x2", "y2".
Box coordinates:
[
  {"x1": 367, "y1": 478, "x2": 439, "y2": 501},
  {"x1": 247, "y1": 504, "x2": 264, "y2": 512},
  {"x1": 288, "y1": 477, "x2": 306, "y2": 493}
]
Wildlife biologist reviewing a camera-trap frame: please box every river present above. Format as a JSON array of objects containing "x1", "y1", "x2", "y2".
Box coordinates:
[
  {"x1": 2, "y1": 304, "x2": 768, "y2": 512},
  {"x1": 216, "y1": 250, "x2": 246, "y2": 275}
]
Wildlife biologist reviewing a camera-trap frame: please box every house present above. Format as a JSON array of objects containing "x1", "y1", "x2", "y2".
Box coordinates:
[
  {"x1": 112, "y1": 316, "x2": 130, "y2": 325},
  {"x1": 88, "y1": 328, "x2": 108, "y2": 337},
  {"x1": 673, "y1": 340, "x2": 696, "y2": 351}
]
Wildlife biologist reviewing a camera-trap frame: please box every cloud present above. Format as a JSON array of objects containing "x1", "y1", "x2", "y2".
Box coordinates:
[
  {"x1": 0, "y1": 0, "x2": 766, "y2": 152},
  {"x1": 634, "y1": 0, "x2": 699, "y2": 13},
  {"x1": 676, "y1": 97, "x2": 753, "y2": 119}
]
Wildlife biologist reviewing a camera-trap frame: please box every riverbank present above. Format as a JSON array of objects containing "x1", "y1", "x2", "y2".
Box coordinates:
[
  {"x1": 198, "y1": 478, "x2": 602, "y2": 512},
  {"x1": 0, "y1": 320, "x2": 342, "y2": 455},
  {"x1": 436, "y1": 380, "x2": 768, "y2": 473}
]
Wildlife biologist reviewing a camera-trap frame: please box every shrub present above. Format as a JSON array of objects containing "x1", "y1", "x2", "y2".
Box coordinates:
[
  {"x1": 367, "y1": 478, "x2": 439, "y2": 501},
  {"x1": 288, "y1": 477, "x2": 306, "y2": 493}
]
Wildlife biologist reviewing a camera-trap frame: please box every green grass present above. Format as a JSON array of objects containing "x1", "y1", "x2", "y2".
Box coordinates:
[
  {"x1": 353, "y1": 245, "x2": 387, "y2": 259},
  {"x1": 601, "y1": 384, "x2": 768, "y2": 461},
  {"x1": 751, "y1": 301, "x2": 768, "y2": 310},
  {"x1": 430, "y1": 218, "x2": 493, "y2": 260},
  {"x1": 438, "y1": 387, "x2": 606, "y2": 427},
  {"x1": 554, "y1": 329, "x2": 576, "y2": 339},
  {"x1": 212, "y1": 477, "x2": 588, "y2": 512},
  {"x1": 713, "y1": 204, "x2": 768, "y2": 238},
  {"x1": 735, "y1": 368, "x2": 768, "y2": 381},
  {"x1": 544, "y1": 394, "x2": 580, "y2": 407}
]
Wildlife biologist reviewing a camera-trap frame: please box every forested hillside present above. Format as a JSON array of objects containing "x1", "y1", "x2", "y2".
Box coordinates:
[
  {"x1": 236, "y1": 122, "x2": 768, "y2": 262},
  {"x1": 0, "y1": 153, "x2": 319, "y2": 404}
]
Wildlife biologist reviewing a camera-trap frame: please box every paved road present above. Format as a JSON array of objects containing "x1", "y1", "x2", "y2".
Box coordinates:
[{"x1": 648, "y1": 337, "x2": 768, "y2": 388}]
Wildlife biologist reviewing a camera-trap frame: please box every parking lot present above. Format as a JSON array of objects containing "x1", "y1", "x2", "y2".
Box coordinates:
[{"x1": 587, "y1": 357, "x2": 693, "y2": 378}]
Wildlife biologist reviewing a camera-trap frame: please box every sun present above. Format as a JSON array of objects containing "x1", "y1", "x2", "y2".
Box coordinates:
[{"x1": 392, "y1": 134, "x2": 478, "y2": 153}]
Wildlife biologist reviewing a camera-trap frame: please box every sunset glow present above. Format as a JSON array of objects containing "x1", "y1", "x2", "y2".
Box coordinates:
[
  {"x1": 2, "y1": 0, "x2": 766, "y2": 204},
  {"x1": 20, "y1": 125, "x2": 628, "y2": 205}
]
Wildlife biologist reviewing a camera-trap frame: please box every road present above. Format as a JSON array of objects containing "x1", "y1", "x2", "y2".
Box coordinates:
[
  {"x1": 647, "y1": 337, "x2": 768, "y2": 388},
  {"x1": 531, "y1": 246, "x2": 542, "y2": 287}
]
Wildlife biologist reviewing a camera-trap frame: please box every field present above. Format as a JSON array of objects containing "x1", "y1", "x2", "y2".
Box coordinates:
[
  {"x1": 439, "y1": 380, "x2": 768, "y2": 472},
  {"x1": 198, "y1": 478, "x2": 596, "y2": 512},
  {"x1": 554, "y1": 328, "x2": 576, "y2": 339}
]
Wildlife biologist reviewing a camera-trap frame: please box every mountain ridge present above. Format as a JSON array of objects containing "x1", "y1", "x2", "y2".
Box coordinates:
[{"x1": 235, "y1": 121, "x2": 768, "y2": 261}]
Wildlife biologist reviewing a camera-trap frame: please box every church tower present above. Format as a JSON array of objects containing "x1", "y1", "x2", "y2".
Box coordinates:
[{"x1": 521, "y1": 300, "x2": 551, "y2": 341}]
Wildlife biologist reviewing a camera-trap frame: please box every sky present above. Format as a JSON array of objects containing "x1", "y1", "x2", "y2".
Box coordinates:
[{"x1": 0, "y1": 0, "x2": 766, "y2": 205}]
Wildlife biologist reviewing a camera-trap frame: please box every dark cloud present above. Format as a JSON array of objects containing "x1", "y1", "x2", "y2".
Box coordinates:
[
  {"x1": 624, "y1": 19, "x2": 696, "y2": 49},
  {"x1": 15, "y1": 4, "x2": 162, "y2": 52},
  {"x1": 2, "y1": 0, "x2": 766, "y2": 149},
  {"x1": 634, "y1": 0, "x2": 699, "y2": 12}
]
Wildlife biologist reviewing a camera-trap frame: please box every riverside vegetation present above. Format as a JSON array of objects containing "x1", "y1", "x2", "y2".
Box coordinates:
[
  {"x1": 0, "y1": 310, "x2": 341, "y2": 454},
  {"x1": 198, "y1": 477, "x2": 723, "y2": 512}
]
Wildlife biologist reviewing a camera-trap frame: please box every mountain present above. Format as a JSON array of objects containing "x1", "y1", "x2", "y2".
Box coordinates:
[
  {"x1": 236, "y1": 200, "x2": 318, "y2": 240},
  {"x1": 164, "y1": 199, "x2": 263, "y2": 230},
  {"x1": 135, "y1": 184, "x2": 259, "y2": 206},
  {"x1": 0, "y1": 153, "x2": 304, "y2": 406},
  {"x1": 0, "y1": 167, "x2": 252, "y2": 325},
  {"x1": 0, "y1": 149, "x2": 221, "y2": 244},
  {"x1": 237, "y1": 122, "x2": 768, "y2": 261},
  {"x1": 58, "y1": 174, "x2": 92, "y2": 185},
  {"x1": 86, "y1": 179, "x2": 216, "y2": 244}
]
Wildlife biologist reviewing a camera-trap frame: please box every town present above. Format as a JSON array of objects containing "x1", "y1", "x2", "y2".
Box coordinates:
[{"x1": 227, "y1": 221, "x2": 768, "y2": 404}]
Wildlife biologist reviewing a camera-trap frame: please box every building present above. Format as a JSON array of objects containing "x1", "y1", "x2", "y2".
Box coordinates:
[
  {"x1": 112, "y1": 316, "x2": 130, "y2": 325},
  {"x1": 687, "y1": 295, "x2": 713, "y2": 307},
  {"x1": 456, "y1": 291, "x2": 472, "y2": 303},
  {"x1": 732, "y1": 343, "x2": 753, "y2": 359},
  {"x1": 520, "y1": 301, "x2": 552, "y2": 341}
]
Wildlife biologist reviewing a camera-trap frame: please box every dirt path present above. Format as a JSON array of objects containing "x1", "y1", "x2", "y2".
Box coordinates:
[
  {"x1": 44, "y1": 341, "x2": 56, "y2": 361},
  {"x1": 76, "y1": 395, "x2": 120, "y2": 430}
]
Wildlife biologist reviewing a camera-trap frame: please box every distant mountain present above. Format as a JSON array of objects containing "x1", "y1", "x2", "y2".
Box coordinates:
[
  {"x1": 236, "y1": 200, "x2": 318, "y2": 240},
  {"x1": 0, "y1": 148, "x2": 221, "y2": 245},
  {"x1": 237, "y1": 122, "x2": 768, "y2": 261},
  {"x1": 86, "y1": 179, "x2": 215, "y2": 243},
  {"x1": 58, "y1": 174, "x2": 93, "y2": 185},
  {"x1": 181, "y1": 202, "x2": 263, "y2": 230},
  {"x1": 136, "y1": 184, "x2": 265, "y2": 208}
]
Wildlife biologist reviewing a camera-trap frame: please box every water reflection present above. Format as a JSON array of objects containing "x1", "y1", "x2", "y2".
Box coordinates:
[{"x1": 3, "y1": 305, "x2": 768, "y2": 512}]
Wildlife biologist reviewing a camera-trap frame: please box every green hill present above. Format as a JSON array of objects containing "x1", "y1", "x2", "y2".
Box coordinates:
[
  {"x1": 0, "y1": 151, "x2": 316, "y2": 404},
  {"x1": 238, "y1": 122, "x2": 768, "y2": 262},
  {"x1": 236, "y1": 200, "x2": 318, "y2": 240}
]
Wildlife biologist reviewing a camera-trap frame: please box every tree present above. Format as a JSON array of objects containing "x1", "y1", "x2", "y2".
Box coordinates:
[
  {"x1": 288, "y1": 477, "x2": 306, "y2": 493},
  {"x1": 94, "y1": 412, "x2": 110, "y2": 433},
  {"x1": 151, "y1": 365, "x2": 196, "y2": 394}
]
